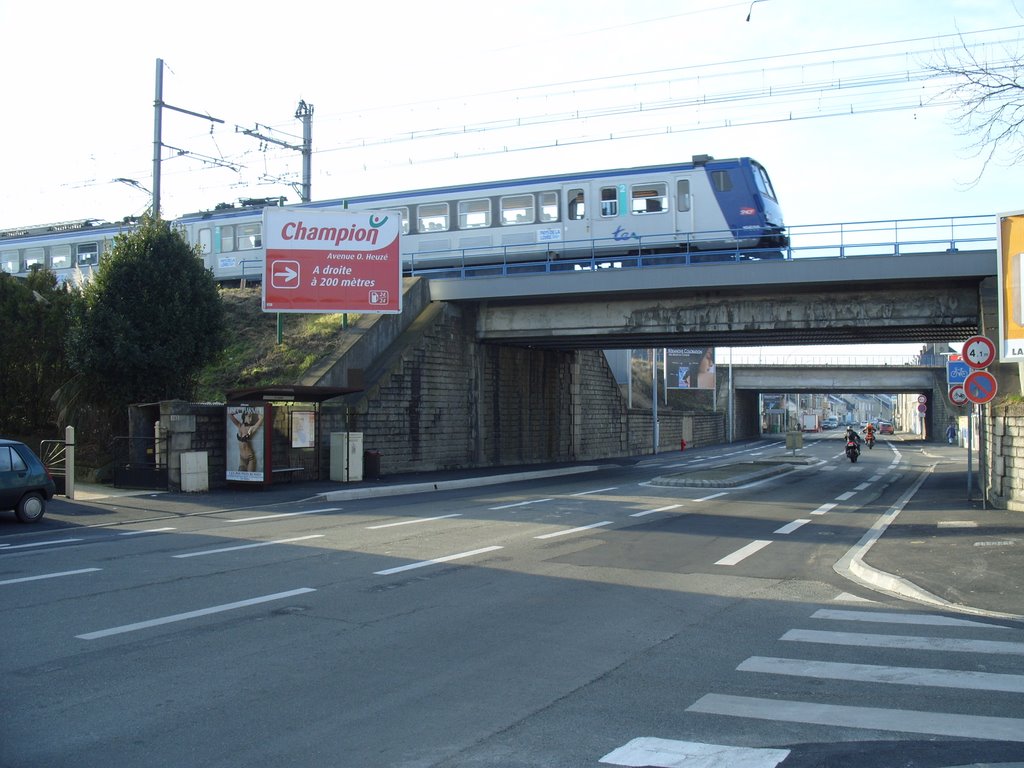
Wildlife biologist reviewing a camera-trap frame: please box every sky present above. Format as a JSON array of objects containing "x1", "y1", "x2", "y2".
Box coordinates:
[{"x1": 2, "y1": 0, "x2": 1020, "y2": 359}]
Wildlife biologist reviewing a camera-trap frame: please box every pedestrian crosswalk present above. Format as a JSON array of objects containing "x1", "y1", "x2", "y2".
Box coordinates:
[{"x1": 602, "y1": 605, "x2": 1024, "y2": 767}]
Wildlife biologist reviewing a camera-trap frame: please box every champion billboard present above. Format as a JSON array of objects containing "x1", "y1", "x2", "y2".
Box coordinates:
[{"x1": 262, "y1": 208, "x2": 402, "y2": 314}]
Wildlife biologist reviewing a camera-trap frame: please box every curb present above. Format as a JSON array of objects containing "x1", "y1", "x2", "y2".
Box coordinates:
[{"x1": 317, "y1": 465, "x2": 605, "y2": 501}]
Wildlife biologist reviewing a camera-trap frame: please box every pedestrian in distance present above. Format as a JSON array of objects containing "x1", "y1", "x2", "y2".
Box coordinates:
[{"x1": 946, "y1": 421, "x2": 957, "y2": 445}]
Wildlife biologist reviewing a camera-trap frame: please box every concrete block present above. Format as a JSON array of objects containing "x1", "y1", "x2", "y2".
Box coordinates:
[{"x1": 180, "y1": 451, "x2": 209, "y2": 493}]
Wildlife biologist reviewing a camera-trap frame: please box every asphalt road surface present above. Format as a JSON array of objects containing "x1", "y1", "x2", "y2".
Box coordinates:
[{"x1": 2, "y1": 434, "x2": 1022, "y2": 767}]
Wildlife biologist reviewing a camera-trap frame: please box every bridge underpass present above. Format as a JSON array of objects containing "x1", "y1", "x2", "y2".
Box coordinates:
[
  {"x1": 722, "y1": 363, "x2": 950, "y2": 439},
  {"x1": 427, "y1": 247, "x2": 1004, "y2": 443}
]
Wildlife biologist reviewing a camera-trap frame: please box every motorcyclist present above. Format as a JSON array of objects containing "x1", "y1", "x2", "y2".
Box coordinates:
[
  {"x1": 862, "y1": 421, "x2": 877, "y2": 447},
  {"x1": 844, "y1": 425, "x2": 862, "y2": 451}
]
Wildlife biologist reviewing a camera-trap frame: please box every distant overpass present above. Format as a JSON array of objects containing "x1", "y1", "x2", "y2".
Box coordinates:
[{"x1": 428, "y1": 248, "x2": 997, "y2": 349}]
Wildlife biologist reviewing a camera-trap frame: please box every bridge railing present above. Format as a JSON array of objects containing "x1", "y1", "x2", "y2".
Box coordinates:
[{"x1": 408, "y1": 214, "x2": 996, "y2": 279}]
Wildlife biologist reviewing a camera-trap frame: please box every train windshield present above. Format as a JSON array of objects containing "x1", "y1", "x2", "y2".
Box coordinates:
[{"x1": 752, "y1": 162, "x2": 778, "y2": 202}]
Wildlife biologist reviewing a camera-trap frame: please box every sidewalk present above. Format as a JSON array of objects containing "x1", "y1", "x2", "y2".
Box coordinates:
[{"x1": 847, "y1": 453, "x2": 1024, "y2": 620}]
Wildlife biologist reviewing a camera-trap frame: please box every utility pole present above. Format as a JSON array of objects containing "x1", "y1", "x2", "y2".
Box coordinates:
[
  {"x1": 152, "y1": 58, "x2": 226, "y2": 218},
  {"x1": 238, "y1": 101, "x2": 315, "y2": 203}
]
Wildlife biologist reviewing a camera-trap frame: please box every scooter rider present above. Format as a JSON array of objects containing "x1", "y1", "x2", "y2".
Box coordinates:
[{"x1": 862, "y1": 421, "x2": 877, "y2": 447}]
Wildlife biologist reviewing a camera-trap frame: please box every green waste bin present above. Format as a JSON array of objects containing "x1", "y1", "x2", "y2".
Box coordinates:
[{"x1": 364, "y1": 450, "x2": 382, "y2": 480}]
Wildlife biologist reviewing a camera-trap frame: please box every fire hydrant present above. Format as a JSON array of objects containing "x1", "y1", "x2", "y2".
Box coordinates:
[{"x1": 680, "y1": 438, "x2": 687, "y2": 451}]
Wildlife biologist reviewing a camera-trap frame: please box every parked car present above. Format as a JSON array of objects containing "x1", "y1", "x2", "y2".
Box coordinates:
[
  {"x1": 878, "y1": 421, "x2": 894, "y2": 435},
  {"x1": 822, "y1": 417, "x2": 839, "y2": 429},
  {"x1": 0, "y1": 438, "x2": 56, "y2": 523}
]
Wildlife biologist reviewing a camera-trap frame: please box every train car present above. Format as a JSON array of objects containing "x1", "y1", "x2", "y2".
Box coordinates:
[
  {"x1": 0, "y1": 218, "x2": 133, "y2": 284},
  {"x1": 176, "y1": 154, "x2": 785, "y2": 282},
  {"x1": 2, "y1": 155, "x2": 786, "y2": 284}
]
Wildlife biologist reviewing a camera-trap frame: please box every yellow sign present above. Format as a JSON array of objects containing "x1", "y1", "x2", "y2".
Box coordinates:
[{"x1": 998, "y1": 211, "x2": 1024, "y2": 362}]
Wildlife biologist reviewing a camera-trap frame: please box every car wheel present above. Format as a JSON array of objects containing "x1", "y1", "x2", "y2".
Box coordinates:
[{"x1": 15, "y1": 492, "x2": 46, "y2": 523}]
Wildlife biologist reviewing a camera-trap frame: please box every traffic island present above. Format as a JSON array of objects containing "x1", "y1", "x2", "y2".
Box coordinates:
[{"x1": 651, "y1": 456, "x2": 817, "y2": 488}]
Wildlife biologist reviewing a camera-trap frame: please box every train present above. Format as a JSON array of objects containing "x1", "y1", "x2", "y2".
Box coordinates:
[{"x1": 0, "y1": 155, "x2": 786, "y2": 284}]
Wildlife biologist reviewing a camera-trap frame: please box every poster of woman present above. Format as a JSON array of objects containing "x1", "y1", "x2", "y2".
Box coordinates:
[{"x1": 226, "y1": 404, "x2": 267, "y2": 482}]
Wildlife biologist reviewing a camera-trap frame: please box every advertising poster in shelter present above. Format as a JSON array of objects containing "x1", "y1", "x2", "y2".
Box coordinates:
[
  {"x1": 226, "y1": 404, "x2": 270, "y2": 483},
  {"x1": 998, "y1": 210, "x2": 1024, "y2": 362},
  {"x1": 262, "y1": 207, "x2": 403, "y2": 314},
  {"x1": 667, "y1": 348, "x2": 716, "y2": 389}
]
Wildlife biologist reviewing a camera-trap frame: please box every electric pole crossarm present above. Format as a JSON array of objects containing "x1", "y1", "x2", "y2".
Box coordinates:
[{"x1": 162, "y1": 102, "x2": 225, "y2": 124}]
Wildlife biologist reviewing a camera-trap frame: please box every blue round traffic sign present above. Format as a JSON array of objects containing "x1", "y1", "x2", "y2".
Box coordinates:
[{"x1": 963, "y1": 370, "x2": 998, "y2": 404}]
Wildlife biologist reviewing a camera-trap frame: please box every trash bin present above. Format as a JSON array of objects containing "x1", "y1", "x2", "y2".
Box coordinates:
[{"x1": 364, "y1": 450, "x2": 382, "y2": 480}]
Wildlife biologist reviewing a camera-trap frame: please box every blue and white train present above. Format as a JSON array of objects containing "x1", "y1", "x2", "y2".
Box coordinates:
[{"x1": 0, "y1": 155, "x2": 785, "y2": 284}]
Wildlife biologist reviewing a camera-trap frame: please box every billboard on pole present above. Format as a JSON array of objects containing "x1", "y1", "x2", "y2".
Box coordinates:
[
  {"x1": 262, "y1": 208, "x2": 402, "y2": 314},
  {"x1": 997, "y1": 210, "x2": 1024, "y2": 361}
]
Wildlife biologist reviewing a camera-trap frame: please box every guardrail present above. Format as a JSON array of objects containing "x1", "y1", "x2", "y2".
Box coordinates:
[{"x1": 407, "y1": 214, "x2": 996, "y2": 279}]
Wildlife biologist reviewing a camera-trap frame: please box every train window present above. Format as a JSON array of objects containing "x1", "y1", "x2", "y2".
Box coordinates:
[
  {"x1": 501, "y1": 194, "x2": 535, "y2": 225},
  {"x1": 417, "y1": 203, "x2": 449, "y2": 232},
  {"x1": 1, "y1": 250, "x2": 18, "y2": 274},
  {"x1": 568, "y1": 189, "x2": 586, "y2": 220},
  {"x1": 24, "y1": 248, "x2": 45, "y2": 270},
  {"x1": 396, "y1": 207, "x2": 410, "y2": 235},
  {"x1": 677, "y1": 180, "x2": 692, "y2": 212},
  {"x1": 219, "y1": 226, "x2": 235, "y2": 253},
  {"x1": 197, "y1": 227, "x2": 213, "y2": 255},
  {"x1": 711, "y1": 170, "x2": 733, "y2": 192},
  {"x1": 459, "y1": 199, "x2": 491, "y2": 229},
  {"x1": 539, "y1": 191, "x2": 558, "y2": 222},
  {"x1": 631, "y1": 183, "x2": 667, "y2": 215},
  {"x1": 76, "y1": 242, "x2": 99, "y2": 266},
  {"x1": 237, "y1": 223, "x2": 262, "y2": 250},
  {"x1": 754, "y1": 164, "x2": 778, "y2": 201},
  {"x1": 600, "y1": 187, "x2": 618, "y2": 217},
  {"x1": 51, "y1": 244, "x2": 71, "y2": 269}
]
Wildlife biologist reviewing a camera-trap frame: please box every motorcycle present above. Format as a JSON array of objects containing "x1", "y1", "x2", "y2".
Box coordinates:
[
  {"x1": 864, "y1": 433, "x2": 875, "y2": 449},
  {"x1": 845, "y1": 437, "x2": 860, "y2": 463}
]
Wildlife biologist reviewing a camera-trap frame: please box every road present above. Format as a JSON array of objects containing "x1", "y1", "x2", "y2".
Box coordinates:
[{"x1": 2, "y1": 434, "x2": 1022, "y2": 767}]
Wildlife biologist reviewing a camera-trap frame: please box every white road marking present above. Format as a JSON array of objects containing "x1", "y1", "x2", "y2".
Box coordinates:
[
  {"x1": 695, "y1": 492, "x2": 728, "y2": 502},
  {"x1": 937, "y1": 520, "x2": 978, "y2": 528},
  {"x1": 600, "y1": 736, "x2": 789, "y2": 767},
  {"x1": 76, "y1": 587, "x2": 317, "y2": 640},
  {"x1": 230, "y1": 507, "x2": 340, "y2": 522},
  {"x1": 374, "y1": 545, "x2": 503, "y2": 575},
  {"x1": 570, "y1": 486, "x2": 618, "y2": 496},
  {"x1": 854, "y1": 482, "x2": 871, "y2": 491},
  {"x1": 366, "y1": 514, "x2": 462, "y2": 529},
  {"x1": 0, "y1": 538, "x2": 82, "y2": 551},
  {"x1": 774, "y1": 519, "x2": 811, "y2": 535},
  {"x1": 1, "y1": 568, "x2": 101, "y2": 586},
  {"x1": 630, "y1": 504, "x2": 683, "y2": 518},
  {"x1": 834, "y1": 592, "x2": 876, "y2": 603},
  {"x1": 782, "y1": 628, "x2": 1024, "y2": 655},
  {"x1": 738, "y1": 656, "x2": 1024, "y2": 693},
  {"x1": 835, "y1": 491, "x2": 856, "y2": 501},
  {"x1": 119, "y1": 527, "x2": 176, "y2": 535},
  {"x1": 715, "y1": 540, "x2": 772, "y2": 566},
  {"x1": 811, "y1": 502, "x2": 837, "y2": 515},
  {"x1": 173, "y1": 535, "x2": 325, "y2": 558},
  {"x1": 488, "y1": 499, "x2": 552, "y2": 510},
  {"x1": 810, "y1": 608, "x2": 1009, "y2": 629},
  {"x1": 687, "y1": 693, "x2": 1024, "y2": 742},
  {"x1": 534, "y1": 521, "x2": 614, "y2": 540}
]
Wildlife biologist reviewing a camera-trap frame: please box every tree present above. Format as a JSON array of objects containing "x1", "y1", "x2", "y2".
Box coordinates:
[
  {"x1": 929, "y1": 36, "x2": 1024, "y2": 176},
  {"x1": 68, "y1": 217, "x2": 224, "y2": 416},
  {"x1": 0, "y1": 269, "x2": 80, "y2": 434}
]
